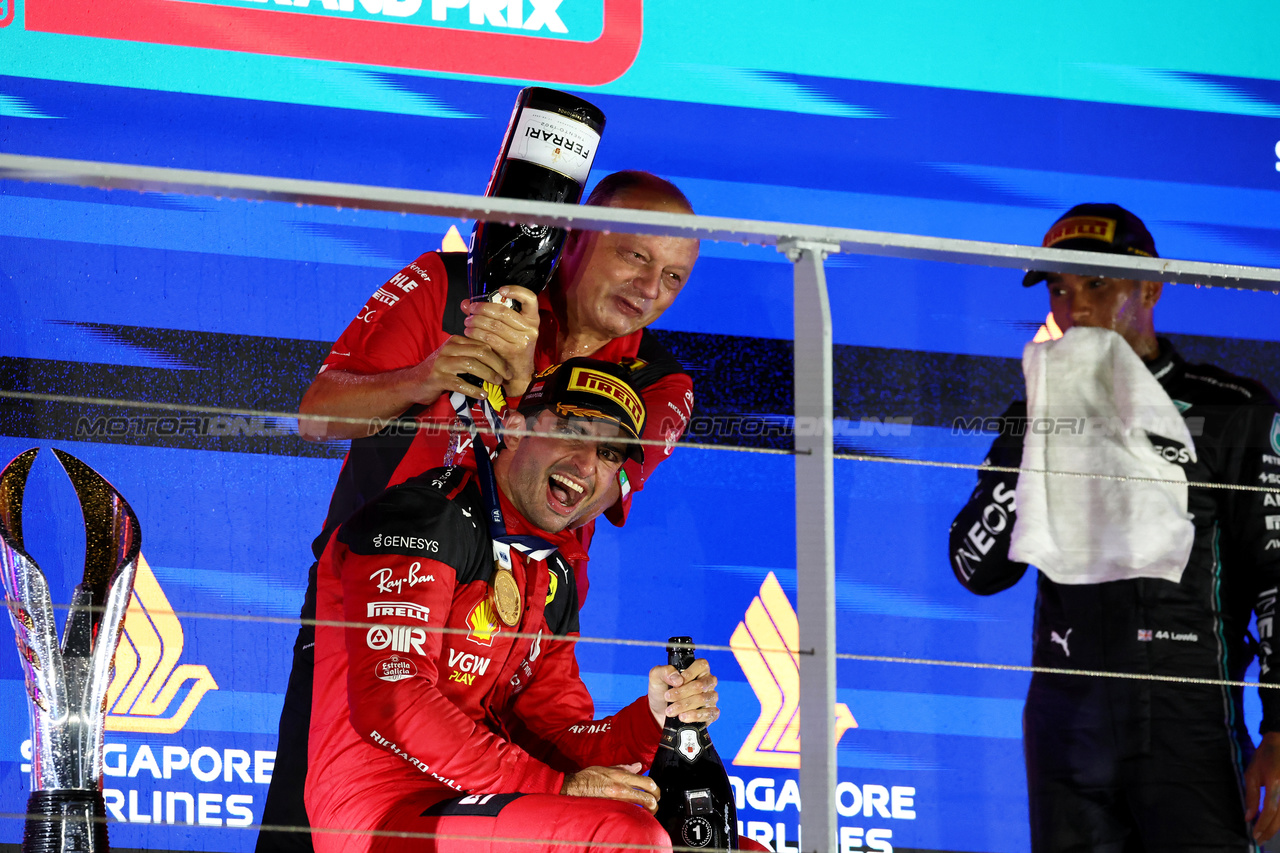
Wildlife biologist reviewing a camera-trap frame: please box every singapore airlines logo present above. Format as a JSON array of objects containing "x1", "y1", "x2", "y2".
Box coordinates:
[
  {"x1": 730, "y1": 572, "x2": 857, "y2": 768},
  {"x1": 105, "y1": 554, "x2": 218, "y2": 733},
  {"x1": 442, "y1": 225, "x2": 468, "y2": 253},
  {"x1": 1031, "y1": 312, "x2": 1064, "y2": 343}
]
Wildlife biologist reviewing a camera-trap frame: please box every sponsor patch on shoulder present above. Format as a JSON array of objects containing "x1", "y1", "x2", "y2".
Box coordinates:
[{"x1": 1271, "y1": 414, "x2": 1280, "y2": 456}]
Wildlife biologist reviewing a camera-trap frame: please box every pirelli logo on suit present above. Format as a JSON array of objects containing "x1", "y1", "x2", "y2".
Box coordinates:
[
  {"x1": 368, "y1": 601, "x2": 431, "y2": 623},
  {"x1": 567, "y1": 368, "x2": 644, "y2": 433}
]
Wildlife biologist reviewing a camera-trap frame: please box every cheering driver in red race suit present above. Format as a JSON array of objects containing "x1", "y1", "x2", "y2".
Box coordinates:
[
  {"x1": 306, "y1": 359, "x2": 717, "y2": 853},
  {"x1": 948, "y1": 204, "x2": 1280, "y2": 851},
  {"x1": 258, "y1": 172, "x2": 699, "y2": 852},
  {"x1": 297, "y1": 170, "x2": 699, "y2": 573}
]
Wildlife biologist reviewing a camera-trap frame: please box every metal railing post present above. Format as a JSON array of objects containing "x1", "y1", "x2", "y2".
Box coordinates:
[{"x1": 780, "y1": 238, "x2": 840, "y2": 853}]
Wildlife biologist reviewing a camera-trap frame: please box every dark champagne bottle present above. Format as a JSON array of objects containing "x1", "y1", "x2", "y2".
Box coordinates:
[
  {"x1": 651, "y1": 636, "x2": 739, "y2": 851},
  {"x1": 468, "y1": 87, "x2": 606, "y2": 304}
]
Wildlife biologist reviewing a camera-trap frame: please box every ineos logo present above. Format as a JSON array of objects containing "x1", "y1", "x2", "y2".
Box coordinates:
[{"x1": 1156, "y1": 445, "x2": 1192, "y2": 464}]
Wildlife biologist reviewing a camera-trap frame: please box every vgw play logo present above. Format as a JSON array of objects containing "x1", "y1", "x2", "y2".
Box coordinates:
[
  {"x1": 26, "y1": 0, "x2": 642, "y2": 85},
  {"x1": 730, "y1": 573, "x2": 856, "y2": 768},
  {"x1": 105, "y1": 554, "x2": 218, "y2": 734}
]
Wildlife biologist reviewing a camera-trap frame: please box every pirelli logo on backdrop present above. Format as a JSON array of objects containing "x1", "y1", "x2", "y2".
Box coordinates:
[
  {"x1": 106, "y1": 555, "x2": 219, "y2": 734},
  {"x1": 1043, "y1": 216, "x2": 1117, "y2": 248},
  {"x1": 568, "y1": 368, "x2": 644, "y2": 433},
  {"x1": 730, "y1": 573, "x2": 857, "y2": 768}
]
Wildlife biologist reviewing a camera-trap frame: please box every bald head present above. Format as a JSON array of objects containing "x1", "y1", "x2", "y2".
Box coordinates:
[
  {"x1": 553, "y1": 171, "x2": 699, "y2": 351},
  {"x1": 584, "y1": 171, "x2": 694, "y2": 215}
]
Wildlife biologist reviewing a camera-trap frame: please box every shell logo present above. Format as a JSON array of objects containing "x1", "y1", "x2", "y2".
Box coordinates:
[
  {"x1": 730, "y1": 572, "x2": 856, "y2": 768},
  {"x1": 466, "y1": 597, "x2": 501, "y2": 647},
  {"x1": 105, "y1": 555, "x2": 218, "y2": 734}
]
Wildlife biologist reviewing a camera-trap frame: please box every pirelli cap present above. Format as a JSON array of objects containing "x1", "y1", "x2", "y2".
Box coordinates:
[
  {"x1": 1022, "y1": 203, "x2": 1158, "y2": 287},
  {"x1": 518, "y1": 358, "x2": 647, "y2": 464}
]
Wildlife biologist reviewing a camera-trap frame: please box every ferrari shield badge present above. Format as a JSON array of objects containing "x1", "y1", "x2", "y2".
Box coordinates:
[{"x1": 678, "y1": 727, "x2": 702, "y2": 762}]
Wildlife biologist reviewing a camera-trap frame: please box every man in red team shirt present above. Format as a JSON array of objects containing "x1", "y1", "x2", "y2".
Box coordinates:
[
  {"x1": 306, "y1": 359, "x2": 718, "y2": 853},
  {"x1": 259, "y1": 172, "x2": 700, "y2": 852},
  {"x1": 297, "y1": 170, "x2": 698, "y2": 543}
]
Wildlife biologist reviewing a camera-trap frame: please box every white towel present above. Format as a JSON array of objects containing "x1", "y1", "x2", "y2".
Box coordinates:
[{"x1": 1009, "y1": 326, "x2": 1196, "y2": 585}]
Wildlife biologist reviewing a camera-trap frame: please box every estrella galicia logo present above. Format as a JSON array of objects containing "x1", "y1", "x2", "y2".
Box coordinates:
[
  {"x1": 105, "y1": 555, "x2": 219, "y2": 734},
  {"x1": 729, "y1": 572, "x2": 856, "y2": 768},
  {"x1": 1270, "y1": 414, "x2": 1280, "y2": 456}
]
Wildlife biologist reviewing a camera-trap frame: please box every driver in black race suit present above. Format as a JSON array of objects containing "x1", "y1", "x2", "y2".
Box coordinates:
[
  {"x1": 306, "y1": 359, "x2": 722, "y2": 853},
  {"x1": 948, "y1": 204, "x2": 1280, "y2": 851}
]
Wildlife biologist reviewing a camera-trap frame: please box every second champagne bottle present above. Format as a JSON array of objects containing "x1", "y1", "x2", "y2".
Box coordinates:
[{"x1": 650, "y1": 636, "x2": 739, "y2": 850}]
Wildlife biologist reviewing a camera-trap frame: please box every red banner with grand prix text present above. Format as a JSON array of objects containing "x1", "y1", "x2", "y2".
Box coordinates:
[{"x1": 25, "y1": 0, "x2": 642, "y2": 86}]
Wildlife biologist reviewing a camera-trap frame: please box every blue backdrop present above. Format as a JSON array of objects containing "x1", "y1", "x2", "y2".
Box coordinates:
[{"x1": 2, "y1": 3, "x2": 1280, "y2": 850}]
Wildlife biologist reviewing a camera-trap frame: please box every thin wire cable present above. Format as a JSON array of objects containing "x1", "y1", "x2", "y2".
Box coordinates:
[
  {"x1": 4, "y1": 388, "x2": 1278, "y2": 492},
  {"x1": 834, "y1": 651, "x2": 1280, "y2": 690},
  {"x1": 0, "y1": 811, "x2": 728, "y2": 853},
  {"x1": 35, "y1": 600, "x2": 802, "y2": 658},
  {"x1": 4, "y1": 386, "x2": 1277, "y2": 691},
  {"x1": 30, "y1": 600, "x2": 1279, "y2": 692},
  {"x1": 0, "y1": 389, "x2": 799, "y2": 457},
  {"x1": 832, "y1": 451, "x2": 1280, "y2": 494}
]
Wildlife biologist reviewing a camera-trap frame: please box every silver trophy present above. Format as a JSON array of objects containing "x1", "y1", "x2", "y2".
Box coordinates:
[{"x1": 0, "y1": 448, "x2": 142, "y2": 853}]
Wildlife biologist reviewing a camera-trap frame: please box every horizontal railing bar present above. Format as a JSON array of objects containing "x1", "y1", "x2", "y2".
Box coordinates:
[{"x1": 2, "y1": 153, "x2": 1279, "y2": 290}]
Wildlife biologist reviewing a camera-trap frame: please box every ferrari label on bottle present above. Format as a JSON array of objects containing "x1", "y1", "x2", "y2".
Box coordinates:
[{"x1": 508, "y1": 107, "x2": 600, "y2": 184}]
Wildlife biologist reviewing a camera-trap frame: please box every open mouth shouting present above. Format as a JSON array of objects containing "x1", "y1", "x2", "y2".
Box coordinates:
[{"x1": 548, "y1": 471, "x2": 589, "y2": 515}]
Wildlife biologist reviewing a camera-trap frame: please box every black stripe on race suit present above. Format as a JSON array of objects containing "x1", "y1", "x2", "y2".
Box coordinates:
[
  {"x1": 335, "y1": 465, "x2": 581, "y2": 636},
  {"x1": 337, "y1": 465, "x2": 487, "y2": 579},
  {"x1": 420, "y1": 792, "x2": 527, "y2": 818}
]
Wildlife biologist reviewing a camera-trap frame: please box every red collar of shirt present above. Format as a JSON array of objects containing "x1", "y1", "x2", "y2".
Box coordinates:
[{"x1": 534, "y1": 288, "x2": 645, "y2": 371}]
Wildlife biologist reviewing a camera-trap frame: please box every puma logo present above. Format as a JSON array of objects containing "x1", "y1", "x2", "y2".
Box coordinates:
[{"x1": 1050, "y1": 628, "x2": 1072, "y2": 657}]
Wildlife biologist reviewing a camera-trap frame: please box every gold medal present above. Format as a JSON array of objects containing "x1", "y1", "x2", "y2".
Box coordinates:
[{"x1": 492, "y1": 565, "x2": 522, "y2": 627}]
